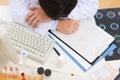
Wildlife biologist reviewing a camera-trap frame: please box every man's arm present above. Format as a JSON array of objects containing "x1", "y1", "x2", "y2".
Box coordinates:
[
  {"x1": 9, "y1": 0, "x2": 58, "y2": 35},
  {"x1": 25, "y1": 7, "x2": 80, "y2": 34},
  {"x1": 56, "y1": 19, "x2": 80, "y2": 34},
  {"x1": 55, "y1": 0, "x2": 98, "y2": 34}
]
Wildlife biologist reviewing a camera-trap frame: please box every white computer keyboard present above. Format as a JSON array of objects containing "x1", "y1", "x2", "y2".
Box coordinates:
[{"x1": 0, "y1": 19, "x2": 55, "y2": 63}]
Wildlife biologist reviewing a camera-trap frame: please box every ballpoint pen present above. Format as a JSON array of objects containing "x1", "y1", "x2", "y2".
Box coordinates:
[{"x1": 53, "y1": 47, "x2": 61, "y2": 56}]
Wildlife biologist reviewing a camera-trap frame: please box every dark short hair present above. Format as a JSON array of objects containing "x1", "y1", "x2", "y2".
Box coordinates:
[{"x1": 38, "y1": 0, "x2": 77, "y2": 20}]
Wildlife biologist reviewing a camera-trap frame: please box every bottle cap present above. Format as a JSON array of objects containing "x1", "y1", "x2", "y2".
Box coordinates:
[
  {"x1": 37, "y1": 67, "x2": 44, "y2": 75},
  {"x1": 44, "y1": 69, "x2": 52, "y2": 77}
]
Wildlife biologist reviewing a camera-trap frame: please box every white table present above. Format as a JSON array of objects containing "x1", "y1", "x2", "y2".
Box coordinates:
[{"x1": 0, "y1": 5, "x2": 120, "y2": 80}]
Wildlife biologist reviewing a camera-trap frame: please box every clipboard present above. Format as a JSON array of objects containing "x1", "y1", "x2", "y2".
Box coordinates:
[{"x1": 48, "y1": 20, "x2": 116, "y2": 71}]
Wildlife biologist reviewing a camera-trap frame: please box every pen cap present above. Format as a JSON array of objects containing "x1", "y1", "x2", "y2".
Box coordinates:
[
  {"x1": 56, "y1": 55, "x2": 66, "y2": 68},
  {"x1": 59, "y1": 55, "x2": 65, "y2": 61}
]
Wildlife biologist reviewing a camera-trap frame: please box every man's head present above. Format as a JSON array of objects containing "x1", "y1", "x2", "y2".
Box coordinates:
[{"x1": 38, "y1": 0, "x2": 77, "y2": 20}]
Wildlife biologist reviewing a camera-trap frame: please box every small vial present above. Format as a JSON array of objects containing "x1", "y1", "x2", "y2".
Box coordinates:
[
  {"x1": 45, "y1": 69, "x2": 52, "y2": 77},
  {"x1": 21, "y1": 72, "x2": 25, "y2": 80},
  {"x1": 3, "y1": 65, "x2": 7, "y2": 71},
  {"x1": 3, "y1": 66, "x2": 10, "y2": 77},
  {"x1": 15, "y1": 67, "x2": 19, "y2": 78},
  {"x1": 37, "y1": 67, "x2": 44, "y2": 75},
  {"x1": 44, "y1": 69, "x2": 52, "y2": 80},
  {"x1": 9, "y1": 66, "x2": 14, "y2": 78},
  {"x1": 37, "y1": 67, "x2": 44, "y2": 80},
  {"x1": 15, "y1": 67, "x2": 19, "y2": 73}
]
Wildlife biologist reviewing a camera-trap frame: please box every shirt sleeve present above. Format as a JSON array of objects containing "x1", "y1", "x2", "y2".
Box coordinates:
[
  {"x1": 9, "y1": 0, "x2": 58, "y2": 35},
  {"x1": 9, "y1": 0, "x2": 33, "y2": 29},
  {"x1": 68, "y1": 0, "x2": 98, "y2": 20}
]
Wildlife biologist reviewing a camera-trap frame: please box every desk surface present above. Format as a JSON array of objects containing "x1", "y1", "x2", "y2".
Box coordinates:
[
  {"x1": 0, "y1": 0, "x2": 8, "y2": 5},
  {"x1": 99, "y1": 0, "x2": 120, "y2": 9}
]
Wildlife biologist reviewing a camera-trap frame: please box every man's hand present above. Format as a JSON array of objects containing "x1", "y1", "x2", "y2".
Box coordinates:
[
  {"x1": 56, "y1": 19, "x2": 80, "y2": 34},
  {"x1": 25, "y1": 7, "x2": 51, "y2": 28}
]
